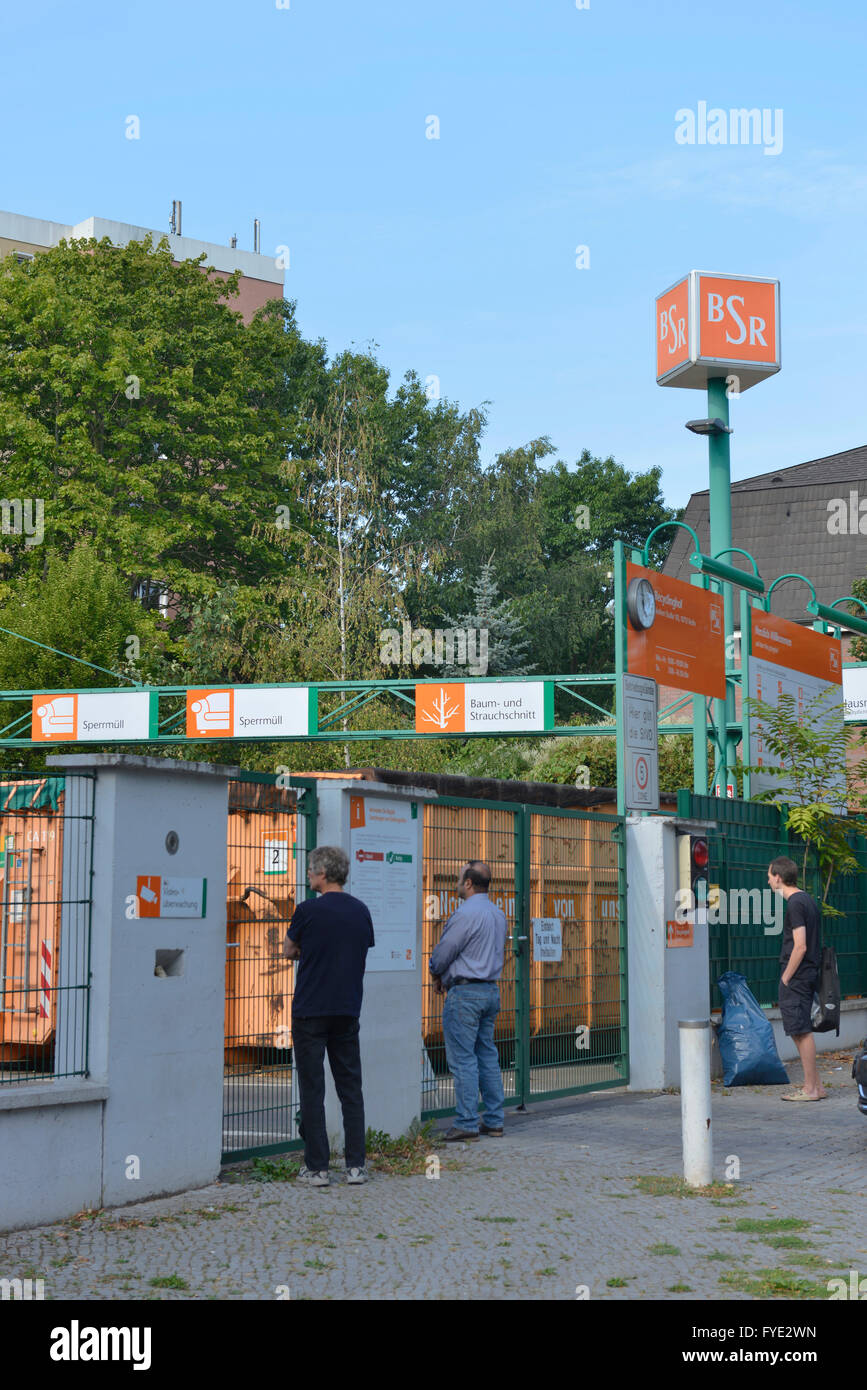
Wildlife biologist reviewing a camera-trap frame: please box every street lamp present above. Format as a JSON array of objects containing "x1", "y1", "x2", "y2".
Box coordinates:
[{"x1": 685, "y1": 418, "x2": 732, "y2": 436}]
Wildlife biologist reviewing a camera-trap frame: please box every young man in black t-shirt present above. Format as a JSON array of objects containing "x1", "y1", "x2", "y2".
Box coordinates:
[
  {"x1": 768, "y1": 856, "x2": 826, "y2": 1101},
  {"x1": 284, "y1": 845, "x2": 375, "y2": 1186}
]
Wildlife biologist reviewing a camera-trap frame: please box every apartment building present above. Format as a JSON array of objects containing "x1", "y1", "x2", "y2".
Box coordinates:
[{"x1": 0, "y1": 208, "x2": 283, "y2": 324}]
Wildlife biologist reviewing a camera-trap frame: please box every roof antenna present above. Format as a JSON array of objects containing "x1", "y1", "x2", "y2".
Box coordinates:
[
  {"x1": 170, "y1": 200, "x2": 182, "y2": 236},
  {"x1": 253, "y1": 218, "x2": 260, "y2": 253},
  {"x1": 230, "y1": 233, "x2": 237, "y2": 249}
]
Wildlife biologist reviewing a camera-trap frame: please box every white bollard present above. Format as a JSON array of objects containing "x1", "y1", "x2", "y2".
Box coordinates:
[{"x1": 679, "y1": 1019, "x2": 713, "y2": 1187}]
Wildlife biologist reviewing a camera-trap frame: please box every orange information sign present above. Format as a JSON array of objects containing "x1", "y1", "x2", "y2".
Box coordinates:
[
  {"x1": 627, "y1": 562, "x2": 725, "y2": 699},
  {"x1": 750, "y1": 610, "x2": 842, "y2": 685},
  {"x1": 666, "y1": 919, "x2": 694, "y2": 948},
  {"x1": 656, "y1": 270, "x2": 780, "y2": 391}
]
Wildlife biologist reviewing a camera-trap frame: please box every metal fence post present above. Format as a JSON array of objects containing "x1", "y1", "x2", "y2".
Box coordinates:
[{"x1": 514, "y1": 805, "x2": 531, "y2": 1109}]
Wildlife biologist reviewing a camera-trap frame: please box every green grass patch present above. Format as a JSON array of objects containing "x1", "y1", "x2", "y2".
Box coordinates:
[
  {"x1": 667, "y1": 1283, "x2": 693, "y2": 1292},
  {"x1": 704, "y1": 1249, "x2": 737, "y2": 1262},
  {"x1": 732, "y1": 1217, "x2": 809, "y2": 1234},
  {"x1": 606, "y1": 1276, "x2": 630, "y2": 1287},
  {"x1": 634, "y1": 1175, "x2": 741, "y2": 1199},
  {"x1": 719, "y1": 1267, "x2": 829, "y2": 1299},
  {"x1": 762, "y1": 1234, "x2": 810, "y2": 1249},
  {"x1": 782, "y1": 1253, "x2": 847, "y2": 1270},
  {"x1": 648, "y1": 1243, "x2": 681, "y2": 1256},
  {"x1": 250, "y1": 1156, "x2": 301, "y2": 1182},
  {"x1": 148, "y1": 1275, "x2": 188, "y2": 1290},
  {"x1": 474, "y1": 1215, "x2": 517, "y2": 1224}
]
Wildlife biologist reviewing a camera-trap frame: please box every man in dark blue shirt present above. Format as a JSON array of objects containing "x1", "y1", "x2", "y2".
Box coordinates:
[{"x1": 284, "y1": 845, "x2": 375, "y2": 1186}]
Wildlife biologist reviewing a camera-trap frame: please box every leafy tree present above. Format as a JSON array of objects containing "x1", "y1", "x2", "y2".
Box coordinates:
[
  {"x1": 744, "y1": 691, "x2": 867, "y2": 912},
  {"x1": 0, "y1": 236, "x2": 323, "y2": 608},
  {"x1": 0, "y1": 543, "x2": 161, "y2": 692},
  {"x1": 538, "y1": 452, "x2": 680, "y2": 565}
]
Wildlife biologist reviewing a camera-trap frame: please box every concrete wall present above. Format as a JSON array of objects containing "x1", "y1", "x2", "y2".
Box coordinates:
[{"x1": 0, "y1": 755, "x2": 234, "y2": 1233}]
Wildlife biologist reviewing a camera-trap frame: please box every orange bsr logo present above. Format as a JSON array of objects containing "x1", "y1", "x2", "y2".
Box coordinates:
[
  {"x1": 656, "y1": 277, "x2": 689, "y2": 377},
  {"x1": 698, "y1": 276, "x2": 777, "y2": 364}
]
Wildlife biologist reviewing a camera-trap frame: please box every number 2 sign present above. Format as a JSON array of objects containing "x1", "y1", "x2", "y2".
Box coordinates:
[{"x1": 262, "y1": 831, "x2": 290, "y2": 875}]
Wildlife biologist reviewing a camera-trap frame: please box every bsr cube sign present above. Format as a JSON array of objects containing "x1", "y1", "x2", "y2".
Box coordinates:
[{"x1": 656, "y1": 271, "x2": 780, "y2": 391}]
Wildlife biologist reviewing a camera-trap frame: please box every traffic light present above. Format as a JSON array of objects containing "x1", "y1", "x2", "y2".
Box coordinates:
[{"x1": 677, "y1": 834, "x2": 709, "y2": 922}]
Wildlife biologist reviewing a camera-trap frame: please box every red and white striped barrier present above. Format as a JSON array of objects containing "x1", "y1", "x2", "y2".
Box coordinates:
[{"x1": 38, "y1": 940, "x2": 51, "y2": 1020}]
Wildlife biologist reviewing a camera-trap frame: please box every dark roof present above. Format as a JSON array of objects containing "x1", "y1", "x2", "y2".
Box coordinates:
[
  {"x1": 349, "y1": 766, "x2": 678, "y2": 810},
  {"x1": 662, "y1": 443, "x2": 867, "y2": 623}
]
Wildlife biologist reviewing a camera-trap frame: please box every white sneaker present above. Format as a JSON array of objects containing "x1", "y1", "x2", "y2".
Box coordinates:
[
  {"x1": 296, "y1": 1166, "x2": 329, "y2": 1188},
  {"x1": 345, "y1": 1166, "x2": 368, "y2": 1185}
]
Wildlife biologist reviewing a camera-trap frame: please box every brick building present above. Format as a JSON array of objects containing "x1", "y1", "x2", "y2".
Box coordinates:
[{"x1": 0, "y1": 208, "x2": 283, "y2": 324}]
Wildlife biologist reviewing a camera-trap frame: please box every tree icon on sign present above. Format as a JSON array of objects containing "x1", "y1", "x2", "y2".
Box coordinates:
[{"x1": 421, "y1": 687, "x2": 460, "y2": 730}]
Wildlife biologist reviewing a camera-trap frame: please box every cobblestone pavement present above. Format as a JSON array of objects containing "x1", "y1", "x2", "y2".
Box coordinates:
[{"x1": 2, "y1": 1054, "x2": 865, "y2": 1301}]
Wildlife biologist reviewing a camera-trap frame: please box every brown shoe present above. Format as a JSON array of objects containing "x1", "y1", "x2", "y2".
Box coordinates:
[
  {"x1": 444, "y1": 1127, "x2": 479, "y2": 1142},
  {"x1": 479, "y1": 1123, "x2": 504, "y2": 1136}
]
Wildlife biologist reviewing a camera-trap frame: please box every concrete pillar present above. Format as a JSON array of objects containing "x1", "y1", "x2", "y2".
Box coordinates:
[
  {"x1": 626, "y1": 815, "x2": 712, "y2": 1090},
  {"x1": 48, "y1": 753, "x2": 236, "y2": 1206},
  {"x1": 310, "y1": 780, "x2": 437, "y2": 1145}
]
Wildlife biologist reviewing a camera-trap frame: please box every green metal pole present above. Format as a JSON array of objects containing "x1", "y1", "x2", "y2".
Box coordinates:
[
  {"x1": 614, "y1": 541, "x2": 628, "y2": 817},
  {"x1": 740, "y1": 589, "x2": 752, "y2": 801},
  {"x1": 691, "y1": 571, "x2": 709, "y2": 794},
  {"x1": 707, "y1": 376, "x2": 738, "y2": 794},
  {"x1": 514, "y1": 806, "x2": 531, "y2": 1108}
]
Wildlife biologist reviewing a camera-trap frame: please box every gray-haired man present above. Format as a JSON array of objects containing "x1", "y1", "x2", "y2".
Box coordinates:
[{"x1": 283, "y1": 845, "x2": 375, "y2": 1186}]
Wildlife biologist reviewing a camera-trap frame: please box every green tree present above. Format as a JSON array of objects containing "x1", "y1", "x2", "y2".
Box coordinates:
[
  {"x1": 0, "y1": 237, "x2": 323, "y2": 609},
  {"x1": 744, "y1": 691, "x2": 867, "y2": 912},
  {"x1": 538, "y1": 452, "x2": 679, "y2": 565},
  {"x1": 440, "y1": 558, "x2": 535, "y2": 677}
]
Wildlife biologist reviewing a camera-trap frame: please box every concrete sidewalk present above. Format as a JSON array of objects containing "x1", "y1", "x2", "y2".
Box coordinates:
[{"x1": 2, "y1": 1052, "x2": 864, "y2": 1301}]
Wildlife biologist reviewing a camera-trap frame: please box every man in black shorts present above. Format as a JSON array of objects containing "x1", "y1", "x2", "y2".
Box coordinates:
[
  {"x1": 284, "y1": 845, "x2": 375, "y2": 1185},
  {"x1": 768, "y1": 856, "x2": 827, "y2": 1101}
]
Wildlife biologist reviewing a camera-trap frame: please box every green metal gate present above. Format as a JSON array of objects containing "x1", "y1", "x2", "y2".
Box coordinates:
[
  {"x1": 421, "y1": 797, "x2": 628, "y2": 1116},
  {"x1": 677, "y1": 789, "x2": 867, "y2": 1010},
  {"x1": 221, "y1": 773, "x2": 317, "y2": 1163}
]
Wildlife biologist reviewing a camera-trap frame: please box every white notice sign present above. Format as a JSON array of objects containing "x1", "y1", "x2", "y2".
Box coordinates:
[
  {"x1": 186, "y1": 686, "x2": 310, "y2": 739},
  {"x1": 135, "y1": 875, "x2": 206, "y2": 918},
  {"x1": 532, "y1": 917, "x2": 562, "y2": 962},
  {"x1": 622, "y1": 674, "x2": 659, "y2": 811},
  {"x1": 843, "y1": 666, "x2": 867, "y2": 723},
  {"x1": 349, "y1": 796, "x2": 418, "y2": 972},
  {"x1": 32, "y1": 691, "x2": 154, "y2": 742}
]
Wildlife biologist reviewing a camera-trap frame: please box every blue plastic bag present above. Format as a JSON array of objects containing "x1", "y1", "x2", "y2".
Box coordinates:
[{"x1": 717, "y1": 971, "x2": 789, "y2": 1086}]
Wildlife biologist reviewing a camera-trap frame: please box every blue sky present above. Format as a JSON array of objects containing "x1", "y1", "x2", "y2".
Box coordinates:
[{"x1": 3, "y1": 0, "x2": 866, "y2": 509}]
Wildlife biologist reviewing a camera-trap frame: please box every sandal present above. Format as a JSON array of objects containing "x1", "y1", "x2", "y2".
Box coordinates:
[{"x1": 781, "y1": 1090, "x2": 826, "y2": 1101}]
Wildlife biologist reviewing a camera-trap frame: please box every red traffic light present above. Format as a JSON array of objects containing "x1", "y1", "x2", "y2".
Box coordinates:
[{"x1": 691, "y1": 837, "x2": 709, "y2": 870}]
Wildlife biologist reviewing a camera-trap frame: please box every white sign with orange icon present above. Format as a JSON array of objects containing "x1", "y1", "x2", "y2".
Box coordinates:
[
  {"x1": 186, "y1": 687, "x2": 311, "y2": 739},
  {"x1": 415, "y1": 682, "x2": 549, "y2": 734},
  {"x1": 32, "y1": 691, "x2": 155, "y2": 742},
  {"x1": 135, "y1": 875, "x2": 206, "y2": 918},
  {"x1": 656, "y1": 270, "x2": 780, "y2": 391}
]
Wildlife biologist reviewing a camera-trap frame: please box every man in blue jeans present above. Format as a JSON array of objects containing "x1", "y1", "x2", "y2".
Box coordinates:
[
  {"x1": 430, "y1": 860, "x2": 507, "y2": 1141},
  {"x1": 284, "y1": 845, "x2": 374, "y2": 1187}
]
